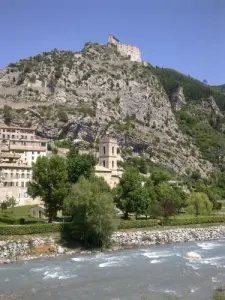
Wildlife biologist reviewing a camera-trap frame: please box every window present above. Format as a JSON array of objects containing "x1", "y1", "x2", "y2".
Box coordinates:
[
  {"x1": 32, "y1": 156, "x2": 34, "y2": 160},
  {"x1": 19, "y1": 193, "x2": 20, "y2": 198},
  {"x1": 112, "y1": 161, "x2": 114, "y2": 168},
  {"x1": 41, "y1": 143, "x2": 46, "y2": 147},
  {"x1": 103, "y1": 160, "x2": 105, "y2": 167},
  {"x1": 10, "y1": 173, "x2": 13, "y2": 178},
  {"x1": 21, "y1": 173, "x2": 24, "y2": 178},
  {"x1": 21, "y1": 182, "x2": 24, "y2": 187},
  {"x1": 27, "y1": 174, "x2": 30, "y2": 179},
  {"x1": 103, "y1": 146, "x2": 106, "y2": 154},
  {"x1": 12, "y1": 141, "x2": 15, "y2": 144},
  {"x1": 12, "y1": 135, "x2": 14, "y2": 138},
  {"x1": 32, "y1": 151, "x2": 34, "y2": 155},
  {"x1": 16, "y1": 173, "x2": 19, "y2": 178},
  {"x1": 16, "y1": 182, "x2": 18, "y2": 187},
  {"x1": 3, "y1": 134, "x2": 5, "y2": 138},
  {"x1": 112, "y1": 147, "x2": 114, "y2": 154}
]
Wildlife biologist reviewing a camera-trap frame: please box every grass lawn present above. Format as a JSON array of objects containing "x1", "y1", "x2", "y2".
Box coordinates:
[{"x1": 0, "y1": 205, "x2": 42, "y2": 222}]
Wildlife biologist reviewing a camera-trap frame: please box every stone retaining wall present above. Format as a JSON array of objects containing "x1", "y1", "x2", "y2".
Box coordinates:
[
  {"x1": 1, "y1": 226, "x2": 225, "y2": 263},
  {"x1": 111, "y1": 226, "x2": 225, "y2": 247}
]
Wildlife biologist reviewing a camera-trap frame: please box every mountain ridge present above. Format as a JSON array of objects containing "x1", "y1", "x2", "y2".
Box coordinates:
[{"x1": 0, "y1": 42, "x2": 224, "y2": 177}]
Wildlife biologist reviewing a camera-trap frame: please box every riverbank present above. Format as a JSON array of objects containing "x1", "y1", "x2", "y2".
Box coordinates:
[{"x1": 1, "y1": 225, "x2": 225, "y2": 264}]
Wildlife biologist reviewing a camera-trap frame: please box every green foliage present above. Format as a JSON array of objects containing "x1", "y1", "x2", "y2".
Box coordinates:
[
  {"x1": 54, "y1": 139, "x2": 73, "y2": 149},
  {"x1": 151, "y1": 170, "x2": 172, "y2": 185},
  {"x1": 186, "y1": 192, "x2": 213, "y2": 216},
  {"x1": 57, "y1": 110, "x2": 69, "y2": 122},
  {"x1": 194, "y1": 183, "x2": 221, "y2": 210},
  {"x1": 213, "y1": 287, "x2": 225, "y2": 300},
  {"x1": 175, "y1": 107, "x2": 225, "y2": 167},
  {"x1": 67, "y1": 148, "x2": 96, "y2": 184},
  {"x1": 3, "y1": 105, "x2": 13, "y2": 125},
  {"x1": 64, "y1": 176, "x2": 117, "y2": 247},
  {"x1": 154, "y1": 183, "x2": 179, "y2": 221},
  {"x1": 30, "y1": 74, "x2": 36, "y2": 83},
  {"x1": 0, "y1": 216, "x2": 20, "y2": 225},
  {"x1": 77, "y1": 105, "x2": 96, "y2": 117},
  {"x1": 118, "y1": 219, "x2": 159, "y2": 229},
  {"x1": 150, "y1": 66, "x2": 225, "y2": 109},
  {"x1": 28, "y1": 155, "x2": 69, "y2": 221},
  {"x1": 165, "y1": 215, "x2": 225, "y2": 226},
  {"x1": 0, "y1": 223, "x2": 71, "y2": 235},
  {"x1": 4, "y1": 196, "x2": 18, "y2": 212},
  {"x1": 115, "y1": 167, "x2": 143, "y2": 219}
]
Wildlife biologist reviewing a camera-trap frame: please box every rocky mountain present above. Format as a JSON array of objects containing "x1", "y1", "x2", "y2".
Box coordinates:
[{"x1": 0, "y1": 42, "x2": 225, "y2": 177}]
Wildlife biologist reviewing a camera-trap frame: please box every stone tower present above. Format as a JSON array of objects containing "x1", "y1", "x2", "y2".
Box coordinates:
[{"x1": 99, "y1": 137, "x2": 118, "y2": 171}]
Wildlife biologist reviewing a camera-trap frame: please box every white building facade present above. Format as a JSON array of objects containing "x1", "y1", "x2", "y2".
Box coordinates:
[{"x1": 0, "y1": 124, "x2": 49, "y2": 206}]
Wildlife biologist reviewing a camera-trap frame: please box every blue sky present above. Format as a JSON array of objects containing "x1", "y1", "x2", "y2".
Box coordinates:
[{"x1": 0, "y1": 0, "x2": 224, "y2": 85}]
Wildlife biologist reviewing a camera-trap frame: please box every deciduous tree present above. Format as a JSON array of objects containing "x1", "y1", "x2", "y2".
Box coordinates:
[
  {"x1": 64, "y1": 176, "x2": 116, "y2": 247},
  {"x1": 186, "y1": 192, "x2": 213, "y2": 216},
  {"x1": 67, "y1": 148, "x2": 96, "y2": 184},
  {"x1": 28, "y1": 155, "x2": 69, "y2": 222}
]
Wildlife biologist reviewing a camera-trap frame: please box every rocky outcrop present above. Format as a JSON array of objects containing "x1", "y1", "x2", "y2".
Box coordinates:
[
  {"x1": 1, "y1": 226, "x2": 225, "y2": 264},
  {"x1": 201, "y1": 96, "x2": 222, "y2": 115},
  {"x1": 0, "y1": 44, "x2": 215, "y2": 176},
  {"x1": 171, "y1": 87, "x2": 186, "y2": 111}
]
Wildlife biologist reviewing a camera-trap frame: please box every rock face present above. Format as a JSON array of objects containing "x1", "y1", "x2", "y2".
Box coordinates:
[
  {"x1": 201, "y1": 96, "x2": 222, "y2": 115},
  {"x1": 171, "y1": 87, "x2": 186, "y2": 111},
  {"x1": 0, "y1": 44, "x2": 215, "y2": 175}
]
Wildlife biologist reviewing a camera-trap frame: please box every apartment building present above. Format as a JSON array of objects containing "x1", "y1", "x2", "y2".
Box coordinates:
[{"x1": 0, "y1": 124, "x2": 49, "y2": 206}]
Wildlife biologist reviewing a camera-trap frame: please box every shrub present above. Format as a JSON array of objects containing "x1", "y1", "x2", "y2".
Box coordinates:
[
  {"x1": 164, "y1": 215, "x2": 225, "y2": 226},
  {"x1": 57, "y1": 110, "x2": 69, "y2": 122},
  {"x1": 0, "y1": 216, "x2": 20, "y2": 225},
  {"x1": 118, "y1": 219, "x2": 159, "y2": 229},
  {"x1": 0, "y1": 223, "x2": 72, "y2": 235}
]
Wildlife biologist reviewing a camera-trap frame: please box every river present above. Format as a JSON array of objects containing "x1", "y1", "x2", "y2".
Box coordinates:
[{"x1": 1, "y1": 240, "x2": 225, "y2": 300}]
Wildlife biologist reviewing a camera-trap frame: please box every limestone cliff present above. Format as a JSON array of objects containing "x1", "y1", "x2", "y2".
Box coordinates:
[{"x1": 0, "y1": 43, "x2": 223, "y2": 176}]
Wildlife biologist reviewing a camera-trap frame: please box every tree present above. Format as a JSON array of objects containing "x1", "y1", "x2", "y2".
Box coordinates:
[
  {"x1": 3, "y1": 105, "x2": 13, "y2": 125},
  {"x1": 114, "y1": 167, "x2": 143, "y2": 219},
  {"x1": 57, "y1": 110, "x2": 69, "y2": 123},
  {"x1": 67, "y1": 148, "x2": 96, "y2": 184},
  {"x1": 1, "y1": 196, "x2": 18, "y2": 212},
  {"x1": 194, "y1": 183, "x2": 221, "y2": 210},
  {"x1": 142, "y1": 184, "x2": 157, "y2": 219},
  {"x1": 151, "y1": 170, "x2": 172, "y2": 185},
  {"x1": 28, "y1": 155, "x2": 69, "y2": 222},
  {"x1": 139, "y1": 158, "x2": 149, "y2": 174},
  {"x1": 1, "y1": 200, "x2": 8, "y2": 212},
  {"x1": 154, "y1": 183, "x2": 177, "y2": 222},
  {"x1": 172, "y1": 186, "x2": 188, "y2": 212},
  {"x1": 186, "y1": 192, "x2": 213, "y2": 216},
  {"x1": 5, "y1": 196, "x2": 18, "y2": 211},
  {"x1": 64, "y1": 176, "x2": 116, "y2": 247}
]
